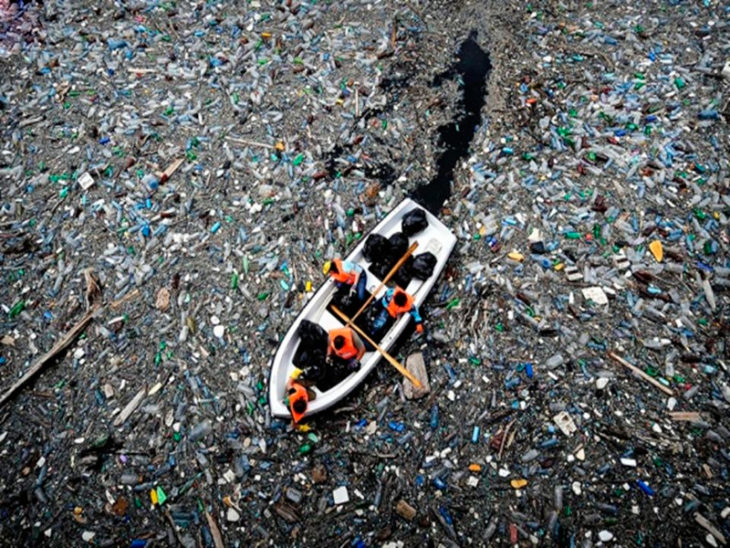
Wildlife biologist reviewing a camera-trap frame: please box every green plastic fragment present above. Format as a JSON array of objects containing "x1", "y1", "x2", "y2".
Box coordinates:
[
  {"x1": 8, "y1": 300, "x2": 25, "y2": 318},
  {"x1": 257, "y1": 292, "x2": 269, "y2": 301},
  {"x1": 292, "y1": 154, "x2": 304, "y2": 166},
  {"x1": 156, "y1": 486, "x2": 167, "y2": 505},
  {"x1": 231, "y1": 272, "x2": 239, "y2": 289}
]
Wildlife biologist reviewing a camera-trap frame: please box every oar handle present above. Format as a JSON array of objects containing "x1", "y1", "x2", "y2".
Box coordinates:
[{"x1": 332, "y1": 306, "x2": 422, "y2": 389}]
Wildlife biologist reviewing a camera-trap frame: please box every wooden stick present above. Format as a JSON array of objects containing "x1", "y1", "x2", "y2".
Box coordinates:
[
  {"x1": 331, "y1": 306, "x2": 422, "y2": 388},
  {"x1": 668, "y1": 411, "x2": 702, "y2": 422},
  {"x1": 607, "y1": 351, "x2": 674, "y2": 396},
  {"x1": 0, "y1": 305, "x2": 101, "y2": 407},
  {"x1": 204, "y1": 509, "x2": 225, "y2": 548},
  {"x1": 225, "y1": 136, "x2": 276, "y2": 149},
  {"x1": 498, "y1": 418, "x2": 516, "y2": 462},
  {"x1": 350, "y1": 241, "x2": 418, "y2": 323}
]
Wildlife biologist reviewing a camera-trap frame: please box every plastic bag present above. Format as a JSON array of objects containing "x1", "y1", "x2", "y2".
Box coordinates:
[
  {"x1": 388, "y1": 231, "x2": 409, "y2": 259},
  {"x1": 393, "y1": 256, "x2": 414, "y2": 288},
  {"x1": 401, "y1": 208, "x2": 428, "y2": 236},
  {"x1": 363, "y1": 233, "x2": 390, "y2": 262},
  {"x1": 293, "y1": 319, "x2": 327, "y2": 375},
  {"x1": 411, "y1": 252, "x2": 437, "y2": 280}
]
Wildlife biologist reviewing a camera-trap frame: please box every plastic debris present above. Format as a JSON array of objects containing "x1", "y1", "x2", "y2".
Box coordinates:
[
  {"x1": 333, "y1": 486, "x2": 349, "y2": 506},
  {"x1": 0, "y1": 0, "x2": 727, "y2": 545}
]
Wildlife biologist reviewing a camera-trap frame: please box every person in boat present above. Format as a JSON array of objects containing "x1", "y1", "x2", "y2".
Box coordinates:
[
  {"x1": 287, "y1": 380, "x2": 309, "y2": 423},
  {"x1": 370, "y1": 286, "x2": 423, "y2": 339},
  {"x1": 327, "y1": 326, "x2": 366, "y2": 371},
  {"x1": 324, "y1": 258, "x2": 367, "y2": 301}
]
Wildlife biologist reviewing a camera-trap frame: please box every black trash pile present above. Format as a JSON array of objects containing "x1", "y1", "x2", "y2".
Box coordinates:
[{"x1": 364, "y1": 207, "x2": 437, "y2": 288}]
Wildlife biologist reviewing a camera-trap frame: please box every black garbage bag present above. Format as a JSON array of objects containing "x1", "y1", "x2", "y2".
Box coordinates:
[
  {"x1": 388, "y1": 232, "x2": 409, "y2": 260},
  {"x1": 393, "y1": 256, "x2": 414, "y2": 288},
  {"x1": 411, "y1": 252, "x2": 437, "y2": 280},
  {"x1": 292, "y1": 319, "x2": 327, "y2": 377},
  {"x1": 401, "y1": 208, "x2": 428, "y2": 236},
  {"x1": 369, "y1": 231, "x2": 409, "y2": 281},
  {"x1": 363, "y1": 233, "x2": 390, "y2": 263},
  {"x1": 369, "y1": 260, "x2": 391, "y2": 280}
]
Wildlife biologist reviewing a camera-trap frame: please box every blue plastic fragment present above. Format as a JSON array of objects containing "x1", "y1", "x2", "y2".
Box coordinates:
[{"x1": 636, "y1": 479, "x2": 655, "y2": 496}]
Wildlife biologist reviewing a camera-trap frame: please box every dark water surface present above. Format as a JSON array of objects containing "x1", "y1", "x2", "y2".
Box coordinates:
[{"x1": 411, "y1": 31, "x2": 491, "y2": 213}]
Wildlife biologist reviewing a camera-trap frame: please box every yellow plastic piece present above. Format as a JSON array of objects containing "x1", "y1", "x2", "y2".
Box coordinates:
[
  {"x1": 323, "y1": 261, "x2": 332, "y2": 275},
  {"x1": 507, "y1": 251, "x2": 524, "y2": 262},
  {"x1": 274, "y1": 141, "x2": 285, "y2": 151},
  {"x1": 261, "y1": 32, "x2": 272, "y2": 39},
  {"x1": 296, "y1": 424, "x2": 311, "y2": 432},
  {"x1": 150, "y1": 489, "x2": 158, "y2": 505},
  {"x1": 554, "y1": 263, "x2": 565, "y2": 271},
  {"x1": 468, "y1": 463, "x2": 482, "y2": 473},
  {"x1": 290, "y1": 367, "x2": 303, "y2": 380},
  {"x1": 305, "y1": 280, "x2": 312, "y2": 292},
  {"x1": 649, "y1": 240, "x2": 663, "y2": 262},
  {"x1": 510, "y1": 479, "x2": 528, "y2": 489}
]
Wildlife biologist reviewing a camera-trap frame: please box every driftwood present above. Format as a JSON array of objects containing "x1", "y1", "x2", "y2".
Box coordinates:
[
  {"x1": 0, "y1": 306, "x2": 100, "y2": 407},
  {"x1": 0, "y1": 268, "x2": 103, "y2": 408},
  {"x1": 205, "y1": 510, "x2": 225, "y2": 548},
  {"x1": 607, "y1": 351, "x2": 675, "y2": 396}
]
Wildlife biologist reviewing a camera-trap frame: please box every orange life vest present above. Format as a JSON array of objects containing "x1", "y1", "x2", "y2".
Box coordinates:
[
  {"x1": 328, "y1": 327, "x2": 365, "y2": 361},
  {"x1": 386, "y1": 288, "x2": 414, "y2": 318},
  {"x1": 287, "y1": 382, "x2": 309, "y2": 423},
  {"x1": 330, "y1": 259, "x2": 357, "y2": 285}
]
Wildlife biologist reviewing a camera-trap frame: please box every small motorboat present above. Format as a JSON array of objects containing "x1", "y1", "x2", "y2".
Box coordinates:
[{"x1": 268, "y1": 198, "x2": 456, "y2": 420}]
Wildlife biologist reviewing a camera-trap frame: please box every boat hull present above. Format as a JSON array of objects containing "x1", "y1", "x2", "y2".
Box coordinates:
[{"x1": 268, "y1": 198, "x2": 456, "y2": 419}]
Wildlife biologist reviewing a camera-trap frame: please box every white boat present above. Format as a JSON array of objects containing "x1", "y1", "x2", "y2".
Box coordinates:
[{"x1": 268, "y1": 198, "x2": 457, "y2": 419}]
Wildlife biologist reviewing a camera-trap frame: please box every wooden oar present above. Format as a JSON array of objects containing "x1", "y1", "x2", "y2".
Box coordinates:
[
  {"x1": 332, "y1": 306, "x2": 422, "y2": 389},
  {"x1": 350, "y1": 241, "x2": 418, "y2": 323}
]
